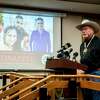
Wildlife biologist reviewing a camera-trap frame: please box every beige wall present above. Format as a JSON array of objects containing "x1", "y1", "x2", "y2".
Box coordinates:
[
  {"x1": 0, "y1": 14, "x2": 100, "y2": 73},
  {"x1": 62, "y1": 15, "x2": 82, "y2": 61}
]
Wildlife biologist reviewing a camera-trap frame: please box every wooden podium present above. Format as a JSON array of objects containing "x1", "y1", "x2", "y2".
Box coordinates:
[
  {"x1": 46, "y1": 59, "x2": 88, "y2": 74},
  {"x1": 46, "y1": 59, "x2": 88, "y2": 99}
]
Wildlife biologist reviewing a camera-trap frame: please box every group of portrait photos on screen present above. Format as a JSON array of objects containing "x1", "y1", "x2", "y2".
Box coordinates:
[{"x1": 0, "y1": 13, "x2": 53, "y2": 53}]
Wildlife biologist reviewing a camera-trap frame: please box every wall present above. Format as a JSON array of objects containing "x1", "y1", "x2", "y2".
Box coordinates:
[
  {"x1": 62, "y1": 15, "x2": 82, "y2": 62},
  {"x1": 0, "y1": 13, "x2": 100, "y2": 74}
]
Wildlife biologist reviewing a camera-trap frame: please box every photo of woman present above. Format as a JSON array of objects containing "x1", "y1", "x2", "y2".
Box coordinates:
[{"x1": 2, "y1": 26, "x2": 18, "y2": 51}]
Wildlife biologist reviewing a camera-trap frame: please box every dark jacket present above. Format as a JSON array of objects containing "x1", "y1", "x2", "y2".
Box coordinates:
[{"x1": 80, "y1": 36, "x2": 100, "y2": 73}]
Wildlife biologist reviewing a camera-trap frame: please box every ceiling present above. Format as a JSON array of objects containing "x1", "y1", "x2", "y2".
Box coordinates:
[
  {"x1": 0, "y1": 0, "x2": 100, "y2": 14},
  {"x1": 59, "y1": 0, "x2": 100, "y2": 4}
]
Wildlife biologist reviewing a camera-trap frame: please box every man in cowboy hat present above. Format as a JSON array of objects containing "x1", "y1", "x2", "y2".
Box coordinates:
[{"x1": 76, "y1": 19, "x2": 100, "y2": 100}]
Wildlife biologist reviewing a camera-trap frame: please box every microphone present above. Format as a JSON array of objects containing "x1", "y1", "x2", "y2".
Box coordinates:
[
  {"x1": 57, "y1": 48, "x2": 73, "y2": 59},
  {"x1": 57, "y1": 43, "x2": 71, "y2": 53},
  {"x1": 64, "y1": 48, "x2": 73, "y2": 59},
  {"x1": 57, "y1": 52, "x2": 64, "y2": 58},
  {"x1": 72, "y1": 52, "x2": 78, "y2": 60}
]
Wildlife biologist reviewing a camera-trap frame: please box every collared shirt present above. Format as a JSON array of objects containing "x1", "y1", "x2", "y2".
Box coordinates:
[
  {"x1": 80, "y1": 36, "x2": 100, "y2": 73},
  {"x1": 30, "y1": 29, "x2": 51, "y2": 53}
]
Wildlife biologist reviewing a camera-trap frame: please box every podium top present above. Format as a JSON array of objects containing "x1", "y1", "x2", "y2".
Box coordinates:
[{"x1": 46, "y1": 59, "x2": 88, "y2": 71}]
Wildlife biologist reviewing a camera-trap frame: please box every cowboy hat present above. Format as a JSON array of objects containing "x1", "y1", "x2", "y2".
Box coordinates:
[{"x1": 76, "y1": 19, "x2": 100, "y2": 33}]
